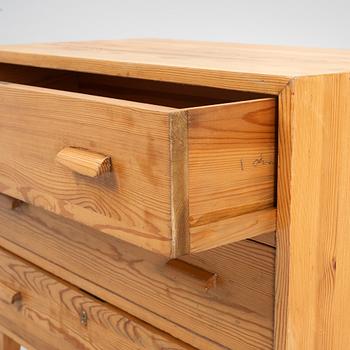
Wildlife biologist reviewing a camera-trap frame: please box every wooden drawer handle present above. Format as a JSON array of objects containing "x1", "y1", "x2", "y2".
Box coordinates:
[
  {"x1": 56, "y1": 147, "x2": 112, "y2": 178},
  {"x1": 0, "y1": 282, "x2": 21, "y2": 304},
  {"x1": 166, "y1": 259, "x2": 218, "y2": 291}
]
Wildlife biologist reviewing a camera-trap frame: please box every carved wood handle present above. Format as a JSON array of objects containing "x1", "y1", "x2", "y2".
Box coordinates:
[
  {"x1": 56, "y1": 147, "x2": 112, "y2": 178},
  {"x1": 0, "y1": 282, "x2": 21, "y2": 304}
]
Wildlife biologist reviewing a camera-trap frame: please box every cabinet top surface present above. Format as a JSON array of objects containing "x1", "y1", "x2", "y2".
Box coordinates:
[{"x1": 1, "y1": 39, "x2": 350, "y2": 94}]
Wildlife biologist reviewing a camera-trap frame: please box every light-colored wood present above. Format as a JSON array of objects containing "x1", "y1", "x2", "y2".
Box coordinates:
[
  {"x1": 2, "y1": 39, "x2": 350, "y2": 349},
  {"x1": 0, "y1": 327, "x2": 32, "y2": 350},
  {"x1": 275, "y1": 74, "x2": 350, "y2": 350},
  {"x1": 0, "y1": 332, "x2": 20, "y2": 350},
  {"x1": 191, "y1": 208, "x2": 276, "y2": 253},
  {"x1": 187, "y1": 98, "x2": 276, "y2": 251},
  {"x1": 169, "y1": 110, "x2": 189, "y2": 256},
  {"x1": 0, "y1": 194, "x2": 21, "y2": 210},
  {"x1": 1, "y1": 40, "x2": 350, "y2": 94},
  {"x1": 0, "y1": 81, "x2": 175, "y2": 256},
  {"x1": 166, "y1": 259, "x2": 218, "y2": 291},
  {"x1": 0, "y1": 247, "x2": 194, "y2": 350},
  {"x1": 0, "y1": 80, "x2": 276, "y2": 257},
  {"x1": 0, "y1": 282, "x2": 21, "y2": 305},
  {"x1": 252, "y1": 232, "x2": 276, "y2": 247},
  {"x1": 0, "y1": 204, "x2": 275, "y2": 350},
  {"x1": 56, "y1": 146, "x2": 112, "y2": 177}
]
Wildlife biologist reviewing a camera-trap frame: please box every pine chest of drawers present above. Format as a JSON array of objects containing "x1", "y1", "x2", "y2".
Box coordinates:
[{"x1": 0, "y1": 39, "x2": 349, "y2": 350}]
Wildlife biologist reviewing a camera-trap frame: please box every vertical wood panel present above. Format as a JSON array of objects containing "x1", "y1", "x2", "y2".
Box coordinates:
[
  {"x1": 275, "y1": 73, "x2": 350, "y2": 349},
  {"x1": 0, "y1": 332, "x2": 20, "y2": 350}
]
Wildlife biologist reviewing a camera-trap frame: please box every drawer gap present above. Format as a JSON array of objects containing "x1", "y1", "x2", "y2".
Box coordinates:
[{"x1": 0, "y1": 63, "x2": 272, "y2": 108}]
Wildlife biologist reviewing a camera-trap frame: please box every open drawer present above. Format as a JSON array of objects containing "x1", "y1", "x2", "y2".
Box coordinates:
[{"x1": 0, "y1": 64, "x2": 277, "y2": 257}]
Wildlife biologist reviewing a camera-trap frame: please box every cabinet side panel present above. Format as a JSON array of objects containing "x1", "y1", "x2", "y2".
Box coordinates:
[{"x1": 276, "y1": 74, "x2": 350, "y2": 349}]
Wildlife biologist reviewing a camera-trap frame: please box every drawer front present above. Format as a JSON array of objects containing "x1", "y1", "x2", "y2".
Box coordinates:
[
  {"x1": 0, "y1": 204, "x2": 275, "y2": 350},
  {"x1": 0, "y1": 81, "x2": 276, "y2": 257},
  {"x1": 0, "y1": 246, "x2": 194, "y2": 350},
  {"x1": 0, "y1": 82, "x2": 175, "y2": 256}
]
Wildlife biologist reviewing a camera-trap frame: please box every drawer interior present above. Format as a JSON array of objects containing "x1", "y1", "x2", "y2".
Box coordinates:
[{"x1": 0, "y1": 63, "x2": 270, "y2": 108}]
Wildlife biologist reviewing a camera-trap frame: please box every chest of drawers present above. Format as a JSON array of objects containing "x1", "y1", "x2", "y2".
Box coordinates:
[{"x1": 0, "y1": 39, "x2": 349, "y2": 350}]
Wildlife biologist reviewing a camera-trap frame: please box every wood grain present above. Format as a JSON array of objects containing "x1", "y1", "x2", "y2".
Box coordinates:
[
  {"x1": 1, "y1": 39, "x2": 350, "y2": 349},
  {"x1": 0, "y1": 204, "x2": 275, "y2": 350},
  {"x1": 0, "y1": 194, "x2": 22, "y2": 210},
  {"x1": 275, "y1": 74, "x2": 350, "y2": 349},
  {"x1": 0, "y1": 81, "x2": 175, "y2": 256},
  {"x1": 56, "y1": 147, "x2": 112, "y2": 178},
  {"x1": 0, "y1": 247, "x2": 195, "y2": 350},
  {"x1": 0, "y1": 80, "x2": 277, "y2": 257},
  {"x1": 187, "y1": 98, "x2": 277, "y2": 250},
  {"x1": 169, "y1": 110, "x2": 189, "y2": 257},
  {"x1": 0, "y1": 332, "x2": 20, "y2": 350},
  {"x1": 0, "y1": 283, "x2": 21, "y2": 305},
  {"x1": 0, "y1": 63, "x2": 271, "y2": 108},
  {"x1": 252, "y1": 232, "x2": 276, "y2": 247},
  {"x1": 1, "y1": 40, "x2": 350, "y2": 94},
  {"x1": 191, "y1": 208, "x2": 276, "y2": 253}
]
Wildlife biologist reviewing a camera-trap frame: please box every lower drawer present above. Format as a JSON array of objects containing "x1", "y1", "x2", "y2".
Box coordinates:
[
  {"x1": 0, "y1": 203, "x2": 275, "y2": 350},
  {"x1": 0, "y1": 247, "x2": 193, "y2": 350}
]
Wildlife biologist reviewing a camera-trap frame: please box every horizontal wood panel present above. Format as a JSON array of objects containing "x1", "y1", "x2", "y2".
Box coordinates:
[
  {"x1": 0, "y1": 247, "x2": 194, "y2": 350},
  {"x1": 0, "y1": 82, "x2": 175, "y2": 256},
  {"x1": 0, "y1": 204, "x2": 275, "y2": 350},
  {"x1": 2, "y1": 40, "x2": 350, "y2": 93},
  {"x1": 190, "y1": 208, "x2": 276, "y2": 253}
]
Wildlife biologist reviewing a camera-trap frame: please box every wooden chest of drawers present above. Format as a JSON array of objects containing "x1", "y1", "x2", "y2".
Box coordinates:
[{"x1": 0, "y1": 39, "x2": 349, "y2": 350}]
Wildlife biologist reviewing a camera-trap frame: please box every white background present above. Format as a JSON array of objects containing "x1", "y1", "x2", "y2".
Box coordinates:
[
  {"x1": 0, "y1": 1, "x2": 349, "y2": 349},
  {"x1": 0, "y1": 0, "x2": 350, "y2": 48}
]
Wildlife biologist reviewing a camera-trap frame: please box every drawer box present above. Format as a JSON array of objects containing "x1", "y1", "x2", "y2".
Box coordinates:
[
  {"x1": 0, "y1": 203, "x2": 275, "y2": 350},
  {"x1": 0, "y1": 246, "x2": 194, "y2": 350},
  {"x1": 0, "y1": 66, "x2": 276, "y2": 257}
]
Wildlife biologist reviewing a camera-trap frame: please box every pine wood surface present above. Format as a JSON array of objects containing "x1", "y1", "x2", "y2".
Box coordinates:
[
  {"x1": 0, "y1": 194, "x2": 22, "y2": 211},
  {"x1": 0, "y1": 81, "x2": 175, "y2": 256},
  {"x1": 187, "y1": 98, "x2": 276, "y2": 231},
  {"x1": 0, "y1": 332, "x2": 20, "y2": 350},
  {"x1": 0, "y1": 204, "x2": 275, "y2": 350},
  {"x1": 275, "y1": 73, "x2": 350, "y2": 350},
  {"x1": 0, "y1": 80, "x2": 276, "y2": 257},
  {"x1": 1, "y1": 39, "x2": 350, "y2": 94},
  {"x1": 190, "y1": 208, "x2": 276, "y2": 253},
  {"x1": 55, "y1": 147, "x2": 112, "y2": 178},
  {"x1": 252, "y1": 232, "x2": 276, "y2": 247},
  {"x1": 1, "y1": 39, "x2": 350, "y2": 349},
  {"x1": 0, "y1": 247, "x2": 195, "y2": 350},
  {"x1": 0, "y1": 282, "x2": 21, "y2": 305}
]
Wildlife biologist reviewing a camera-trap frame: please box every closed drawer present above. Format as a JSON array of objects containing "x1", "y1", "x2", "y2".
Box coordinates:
[
  {"x1": 0, "y1": 74, "x2": 276, "y2": 257},
  {"x1": 0, "y1": 246, "x2": 194, "y2": 350},
  {"x1": 0, "y1": 203, "x2": 275, "y2": 350}
]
